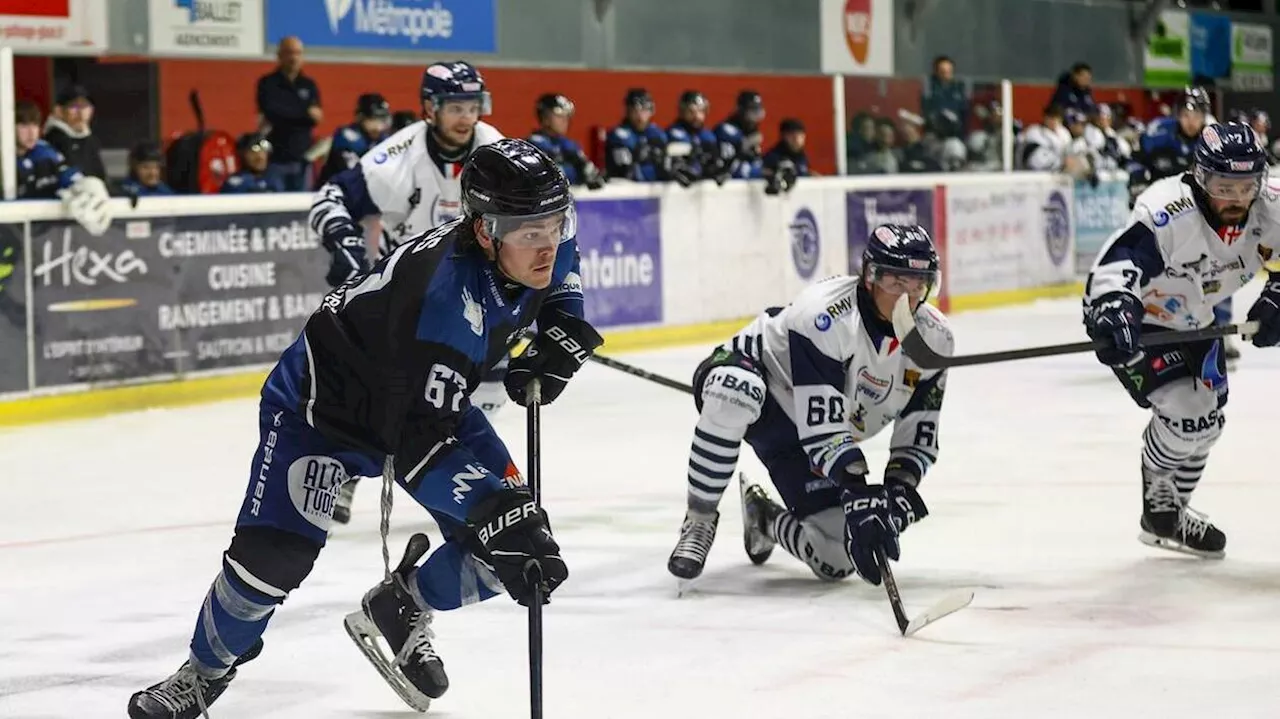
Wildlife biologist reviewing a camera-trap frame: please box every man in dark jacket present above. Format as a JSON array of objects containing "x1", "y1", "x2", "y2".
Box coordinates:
[
  {"x1": 1050, "y1": 62, "x2": 1097, "y2": 116},
  {"x1": 43, "y1": 84, "x2": 106, "y2": 181},
  {"x1": 256, "y1": 36, "x2": 321, "y2": 191},
  {"x1": 921, "y1": 56, "x2": 967, "y2": 140}
]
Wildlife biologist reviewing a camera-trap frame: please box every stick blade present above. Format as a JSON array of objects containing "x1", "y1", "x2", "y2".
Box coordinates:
[
  {"x1": 892, "y1": 294, "x2": 949, "y2": 370},
  {"x1": 903, "y1": 589, "x2": 974, "y2": 637}
]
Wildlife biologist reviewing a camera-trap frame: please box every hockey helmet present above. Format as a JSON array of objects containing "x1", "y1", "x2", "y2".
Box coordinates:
[
  {"x1": 1192, "y1": 122, "x2": 1268, "y2": 204},
  {"x1": 736, "y1": 89, "x2": 765, "y2": 125},
  {"x1": 678, "y1": 90, "x2": 709, "y2": 111},
  {"x1": 356, "y1": 93, "x2": 391, "y2": 119},
  {"x1": 461, "y1": 138, "x2": 575, "y2": 247},
  {"x1": 536, "y1": 93, "x2": 576, "y2": 119},
  {"x1": 421, "y1": 61, "x2": 492, "y2": 116},
  {"x1": 624, "y1": 88, "x2": 654, "y2": 111},
  {"x1": 861, "y1": 224, "x2": 940, "y2": 299}
]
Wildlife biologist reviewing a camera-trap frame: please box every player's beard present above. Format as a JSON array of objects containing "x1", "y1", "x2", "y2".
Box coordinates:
[{"x1": 1219, "y1": 204, "x2": 1248, "y2": 225}]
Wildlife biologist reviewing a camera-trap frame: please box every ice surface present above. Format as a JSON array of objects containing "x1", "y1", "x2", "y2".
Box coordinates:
[{"x1": 5, "y1": 288, "x2": 1280, "y2": 718}]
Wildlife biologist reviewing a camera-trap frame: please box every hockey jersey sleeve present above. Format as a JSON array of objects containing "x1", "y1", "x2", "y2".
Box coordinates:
[
  {"x1": 885, "y1": 307, "x2": 953, "y2": 487},
  {"x1": 309, "y1": 125, "x2": 420, "y2": 246},
  {"x1": 1085, "y1": 201, "x2": 1169, "y2": 304},
  {"x1": 539, "y1": 240, "x2": 585, "y2": 322}
]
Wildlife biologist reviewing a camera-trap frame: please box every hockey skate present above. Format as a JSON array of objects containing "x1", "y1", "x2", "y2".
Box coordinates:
[
  {"x1": 332, "y1": 478, "x2": 358, "y2": 525},
  {"x1": 668, "y1": 509, "x2": 719, "y2": 595},
  {"x1": 739, "y1": 473, "x2": 779, "y2": 565},
  {"x1": 1138, "y1": 469, "x2": 1226, "y2": 559},
  {"x1": 127, "y1": 639, "x2": 263, "y2": 719},
  {"x1": 345, "y1": 533, "x2": 449, "y2": 712}
]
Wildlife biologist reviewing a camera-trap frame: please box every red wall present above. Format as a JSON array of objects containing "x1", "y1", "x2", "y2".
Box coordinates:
[
  {"x1": 156, "y1": 60, "x2": 838, "y2": 175},
  {"x1": 1010, "y1": 84, "x2": 1155, "y2": 125},
  {"x1": 13, "y1": 55, "x2": 52, "y2": 114}
]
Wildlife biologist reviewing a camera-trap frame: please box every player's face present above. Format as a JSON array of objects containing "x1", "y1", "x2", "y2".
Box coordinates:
[
  {"x1": 783, "y1": 130, "x2": 806, "y2": 153},
  {"x1": 134, "y1": 160, "x2": 161, "y2": 187},
  {"x1": 627, "y1": 105, "x2": 653, "y2": 128},
  {"x1": 864, "y1": 266, "x2": 933, "y2": 318},
  {"x1": 15, "y1": 122, "x2": 38, "y2": 152},
  {"x1": 545, "y1": 112, "x2": 570, "y2": 136},
  {"x1": 434, "y1": 100, "x2": 482, "y2": 147},
  {"x1": 244, "y1": 147, "x2": 269, "y2": 173},
  {"x1": 1203, "y1": 173, "x2": 1260, "y2": 225},
  {"x1": 1178, "y1": 108, "x2": 1205, "y2": 137},
  {"x1": 493, "y1": 215, "x2": 566, "y2": 289},
  {"x1": 681, "y1": 105, "x2": 707, "y2": 128},
  {"x1": 360, "y1": 116, "x2": 389, "y2": 138},
  {"x1": 64, "y1": 100, "x2": 93, "y2": 131}
]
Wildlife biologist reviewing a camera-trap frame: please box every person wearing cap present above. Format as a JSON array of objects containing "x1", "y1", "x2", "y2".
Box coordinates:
[
  {"x1": 604, "y1": 88, "x2": 668, "y2": 182},
  {"x1": 43, "y1": 83, "x2": 106, "y2": 181},
  {"x1": 256, "y1": 36, "x2": 322, "y2": 191},
  {"x1": 762, "y1": 118, "x2": 811, "y2": 195},
  {"x1": 527, "y1": 93, "x2": 605, "y2": 190},
  {"x1": 317, "y1": 92, "x2": 392, "y2": 186},
  {"x1": 714, "y1": 90, "x2": 767, "y2": 180},
  {"x1": 221, "y1": 133, "x2": 285, "y2": 193},
  {"x1": 117, "y1": 141, "x2": 174, "y2": 196}
]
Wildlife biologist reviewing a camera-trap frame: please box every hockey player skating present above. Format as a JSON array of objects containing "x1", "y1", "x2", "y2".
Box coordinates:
[
  {"x1": 127, "y1": 139, "x2": 603, "y2": 719},
  {"x1": 1084, "y1": 122, "x2": 1280, "y2": 558},
  {"x1": 310, "y1": 60, "x2": 507, "y2": 523},
  {"x1": 667, "y1": 224, "x2": 950, "y2": 589}
]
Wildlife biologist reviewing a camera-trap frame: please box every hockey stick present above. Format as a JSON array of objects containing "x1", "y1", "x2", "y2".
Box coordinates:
[
  {"x1": 589, "y1": 353, "x2": 695, "y2": 394},
  {"x1": 875, "y1": 548, "x2": 974, "y2": 637},
  {"x1": 525, "y1": 379, "x2": 545, "y2": 719},
  {"x1": 892, "y1": 294, "x2": 1261, "y2": 370}
]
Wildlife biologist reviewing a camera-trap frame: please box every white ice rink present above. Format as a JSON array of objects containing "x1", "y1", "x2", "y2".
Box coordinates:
[{"x1": 5, "y1": 290, "x2": 1280, "y2": 719}]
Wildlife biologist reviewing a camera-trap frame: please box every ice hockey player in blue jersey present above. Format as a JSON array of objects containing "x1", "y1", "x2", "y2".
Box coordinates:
[
  {"x1": 116, "y1": 141, "x2": 174, "y2": 197},
  {"x1": 762, "y1": 118, "x2": 811, "y2": 195},
  {"x1": 13, "y1": 99, "x2": 112, "y2": 234},
  {"x1": 527, "y1": 93, "x2": 606, "y2": 190},
  {"x1": 604, "y1": 88, "x2": 669, "y2": 182},
  {"x1": 666, "y1": 90, "x2": 726, "y2": 187},
  {"x1": 127, "y1": 139, "x2": 603, "y2": 719},
  {"x1": 667, "y1": 224, "x2": 950, "y2": 588},
  {"x1": 1084, "y1": 122, "x2": 1280, "y2": 560},
  {"x1": 221, "y1": 133, "x2": 285, "y2": 194},
  {"x1": 316, "y1": 92, "x2": 391, "y2": 186},
  {"x1": 714, "y1": 90, "x2": 766, "y2": 180}
]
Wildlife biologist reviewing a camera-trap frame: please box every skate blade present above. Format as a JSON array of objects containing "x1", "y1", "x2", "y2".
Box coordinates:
[
  {"x1": 903, "y1": 590, "x2": 975, "y2": 637},
  {"x1": 675, "y1": 577, "x2": 699, "y2": 598},
  {"x1": 344, "y1": 610, "x2": 433, "y2": 712},
  {"x1": 1138, "y1": 531, "x2": 1225, "y2": 559}
]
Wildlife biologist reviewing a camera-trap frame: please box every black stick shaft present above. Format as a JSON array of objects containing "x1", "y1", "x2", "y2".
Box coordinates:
[
  {"x1": 875, "y1": 547, "x2": 910, "y2": 635},
  {"x1": 527, "y1": 380, "x2": 543, "y2": 719},
  {"x1": 589, "y1": 354, "x2": 694, "y2": 394}
]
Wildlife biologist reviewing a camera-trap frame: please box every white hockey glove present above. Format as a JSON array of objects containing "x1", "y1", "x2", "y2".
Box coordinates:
[{"x1": 59, "y1": 176, "x2": 113, "y2": 236}]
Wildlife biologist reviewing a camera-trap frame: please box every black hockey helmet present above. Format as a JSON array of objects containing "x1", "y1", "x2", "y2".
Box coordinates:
[
  {"x1": 678, "y1": 90, "x2": 709, "y2": 111},
  {"x1": 736, "y1": 90, "x2": 763, "y2": 113},
  {"x1": 1179, "y1": 86, "x2": 1212, "y2": 115},
  {"x1": 356, "y1": 92, "x2": 391, "y2": 119},
  {"x1": 129, "y1": 140, "x2": 164, "y2": 164},
  {"x1": 625, "y1": 88, "x2": 654, "y2": 110},
  {"x1": 461, "y1": 138, "x2": 575, "y2": 246},
  {"x1": 536, "y1": 93, "x2": 575, "y2": 119},
  {"x1": 421, "y1": 60, "x2": 492, "y2": 115},
  {"x1": 861, "y1": 224, "x2": 940, "y2": 299},
  {"x1": 236, "y1": 132, "x2": 271, "y2": 155},
  {"x1": 1193, "y1": 122, "x2": 1268, "y2": 198}
]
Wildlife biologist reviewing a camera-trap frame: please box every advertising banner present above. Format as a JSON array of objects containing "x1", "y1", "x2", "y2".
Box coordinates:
[
  {"x1": 149, "y1": 0, "x2": 266, "y2": 57},
  {"x1": 819, "y1": 0, "x2": 894, "y2": 76},
  {"x1": 29, "y1": 213, "x2": 328, "y2": 389},
  {"x1": 266, "y1": 0, "x2": 497, "y2": 53},
  {"x1": 575, "y1": 198, "x2": 662, "y2": 328},
  {"x1": 1073, "y1": 177, "x2": 1129, "y2": 274},
  {"x1": 0, "y1": 0, "x2": 108, "y2": 54},
  {"x1": 945, "y1": 179, "x2": 1074, "y2": 299},
  {"x1": 0, "y1": 223, "x2": 28, "y2": 394},
  {"x1": 1145, "y1": 10, "x2": 1191, "y2": 88},
  {"x1": 1231, "y1": 22, "x2": 1274, "y2": 92},
  {"x1": 845, "y1": 188, "x2": 935, "y2": 274}
]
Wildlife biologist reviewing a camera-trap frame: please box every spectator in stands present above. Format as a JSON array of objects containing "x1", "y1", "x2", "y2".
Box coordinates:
[
  {"x1": 221, "y1": 133, "x2": 284, "y2": 193},
  {"x1": 921, "y1": 55, "x2": 967, "y2": 140},
  {"x1": 1083, "y1": 103, "x2": 1131, "y2": 171},
  {"x1": 714, "y1": 90, "x2": 766, "y2": 179},
  {"x1": 256, "y1": 36, "x2": 321, "y2": 191},
  {"x1": 851, "y1": 119, "x2": 899, "y2": 174},
  {"x1": 1051, "y1": 62, "x2": 1097, "y2": 116},
  {"x1": 898, "y1": 118, "x2": 941, "y2": 173},
  {"x1": 117, "y1": 141, "x2": 174, "y2": 196},
  {"x1": 605, "y1": 88, "x2": 668, "y2": 182},
  {"x1": 13, "y1": 100, "x2": 82, "y2": 199},
  {"x1": 316, "y1": 92, "x2": 391, "y2": 186},
  {"x1": 43, "y1": 84, "x2": 106, "y2": 181},
  {"x1": 763, "y1": 118, "x2": 810, "y2": 195},
  {"x1": 965, "y1": 101, "x2": 1004, "y2": 171},
  {"x1": 845, "y1": 112, "x2": 878, "y2": 172},
  {"x1": 527, "y1": 93, "x2": 605, "y2": 189},
  {"x1": 1016, "y1": 104, "x2": 1071, "y2": 171},
  {"x1": 1063, "y1": 107, "x2": 1100, "y2": 182}
]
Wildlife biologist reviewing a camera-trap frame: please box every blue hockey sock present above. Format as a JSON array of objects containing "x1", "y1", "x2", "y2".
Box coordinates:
[
  {"x1": 188, "y1": 557, "x2": 286, "y2": 677},
  {"x1": 412, "y1": 541, "x2": 504, "y2": 611}
]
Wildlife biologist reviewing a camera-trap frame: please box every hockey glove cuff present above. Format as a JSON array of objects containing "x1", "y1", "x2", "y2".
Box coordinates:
[
  {"x1": 466, "y1": 489, "x2": 567, "y2": 606},
  {"x1": 323, "y1": 234, "x2": 367, "y2": 287},
  {"x1": 1085, "y1": 291, "x2": 1144, "y2": 366},
  {"x1": 840, "y1": 480, "x2": 898, "y2": 587},
  {"x1": 505, "y1": 310, "x2": 603, "y2": 406},
  {"x1": 885, "y1": 479, "x2": 929, "y2": 535},
  {"x1": 1247, "y1": 275, "x2": 1280, "y2": 347}
]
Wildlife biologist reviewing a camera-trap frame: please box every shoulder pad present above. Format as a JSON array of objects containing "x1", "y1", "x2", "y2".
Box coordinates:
[
  {"x1": 528, "y1": 132, "x2": 550, "y2": 146},
  {"x1": 718, "y1": 123, "x2": 739, "y2": 137},
  {"x1": 611, "y1": 126, "x2": 631, "y2": 139},
  {"x1": 473, "y1": 121, "x2": 505, "y2": 146},
  {"x1": 667, "y1": 126, "x2": 689, "y2": 139}
]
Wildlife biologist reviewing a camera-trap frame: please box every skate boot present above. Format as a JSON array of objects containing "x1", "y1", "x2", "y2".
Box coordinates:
[
  {"x1": 332, "y1": 478, "x2": 358, "y2": 525},
  {"x1": 127, "y1": 639, "x2": 263, "y2": 719},
  {"x1": 668, "y1": 509, "x2": 719, "y2": 580},
  {"x1": 1138, "y1": 468, "x2": 1226, "y2": 559},
  {"x1": 345, "y1": 533, "x2": 449, "y2": 712},
  {"x1": 739, "y1": 474, "x2": 780, "y2": 565}
]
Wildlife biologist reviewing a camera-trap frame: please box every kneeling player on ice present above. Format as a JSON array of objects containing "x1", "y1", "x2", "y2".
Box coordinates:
[
  {"x1": 127, "y1": 139, "x2": 603, "y2": 719},
  {"x1": 668, "y1": 224, "x2": 951, "y2": 587},
  {"x1": 1084, "y1": 121, "x2": 1280, "y2": 559}
]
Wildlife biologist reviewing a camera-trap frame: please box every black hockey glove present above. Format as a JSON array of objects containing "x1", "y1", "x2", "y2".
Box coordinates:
[
  {"x1": 840, "y1": 480, "x2": 898, "y2": 587},
  {"x1": 1085, "y1": 292, "x2": 1144, "y2": 367},
  {"x1": 323, "y1": 234, "x2": 367, "y2": 288},
  {"x1": 1246, "y1": 275, "x2": 1280, "y2": 347},
  {"x1": 505, "y1": 309, "x2": 603, "y2": 406},
  {"x1": 467, "y1": 489, "x2": 567, "y2": 606}
]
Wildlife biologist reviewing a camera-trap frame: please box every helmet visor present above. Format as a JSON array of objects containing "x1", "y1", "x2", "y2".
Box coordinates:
[
  {"x1": 485, "y1": 204, "x2": 577, "y2": 249},
  {"x1": 1195, "y1": 166, "x2": 1265, "y2": 202},
  {"x1": 865, "y1": 261, "x2": 937, "y2": 298},
  {"x1": 435, "y1": 92, "x2": 493, "y2": 117}
]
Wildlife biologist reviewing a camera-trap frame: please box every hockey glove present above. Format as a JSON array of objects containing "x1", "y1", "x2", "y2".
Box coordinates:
[
  {"x1": 323, "y1": 234, "x2": 367, "y2": 287},
  {"x1": 1246, "y1": 275, "x2": 1280, "y2": 347},
  {"x1": 840, "y1": 480, "x2": 899, "y2": 587},
  {"x1": 1085, "y1": 292, "x2": 1144, "y2": 367},
  {"x1": 466, "y1": 489, "x2": 567, "y2": 606},
  {"x1": 884, "y1": 479, "x2": 929, "y2": 535},
  {"x1": 505, "y1": 310, "x2": 603, "y2": 406}
]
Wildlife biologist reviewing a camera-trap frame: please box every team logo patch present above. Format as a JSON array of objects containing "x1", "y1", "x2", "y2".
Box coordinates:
[
  {"x1": 287, "y1": 456, "x2": 347, "y2": 531},
  {"x1": 855, "y1": 366, "x2": 893, "y2": 405},
  {"x1": 903, "y1": 369, "x2": 920, "y2": 388},
  {"x1": 1200, "y1": 341, "x2": 1227, "y2": 393}
]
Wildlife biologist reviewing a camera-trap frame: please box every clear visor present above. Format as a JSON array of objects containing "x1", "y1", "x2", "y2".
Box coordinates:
[
  {"x1": 435, "y1": 93, "x2": 493, "y2": 118},
  {"x1": 865, "y1": 262, "x2": 937, "y2": 297},
  {"x1": 484, "y1": 204, "x2": 577, "y2": 249},
  {"x1": 1195, "y1": 166, "x2": 1264, "y2": 202}
]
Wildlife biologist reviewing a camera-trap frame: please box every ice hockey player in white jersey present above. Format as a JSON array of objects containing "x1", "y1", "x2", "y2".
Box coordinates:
[
  {"x1": 1084, "y1": 122, "x2": 1280, "y2": 558},
  {"x1": 667, "y1": 224, "x2": 952, "y2": 587},
  {"x1": 309, "y1": 60, "x2": 505, "y2": 524}
]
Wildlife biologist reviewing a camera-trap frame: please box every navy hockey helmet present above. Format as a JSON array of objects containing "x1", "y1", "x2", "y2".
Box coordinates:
[
  {"x1": 861, "y1": 224, "x2": 940, "y2": 299},
  {"x1": 129, "y1": 140, "x2": 164, "y2": 165},
  {"x1": 624, "y1": 88, "x2": 654, "y2": 111},
  {"x1": 736, "y1": 89, "x2": 765, "y2": 125},
  {"x1": 1179, "y1": 86, "x2": 1212, "y2": 115},
  {"x1": 421, "y1": 61, "x2": 492, "y2": 116},
  {"x1": 356, "y1": 92, "x2": 391, "y2": 119},
  {"x1": 678, "y1": 90, "x2": 709, "y2": 111},
  {"x1": 461, "y1": 138, "x2": 575, "y2": 247},
  {"x1": 236, "y1": 132, "x2": 271, "y2": 155},
  {"x1": 536, "y1": 93, "x2": 575, "y2": 119},
  {"x1": 1192, "y1": 122, "x2": 1268, "y2": 204}
]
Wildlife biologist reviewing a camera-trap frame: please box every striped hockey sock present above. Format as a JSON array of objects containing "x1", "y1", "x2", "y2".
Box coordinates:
[
  {"x1": 1172, "y1": 454, "x2": 1208, "y2": 504},
  {"x1": 686, "y1": 419, "x2": 745, "y2": 513}
]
